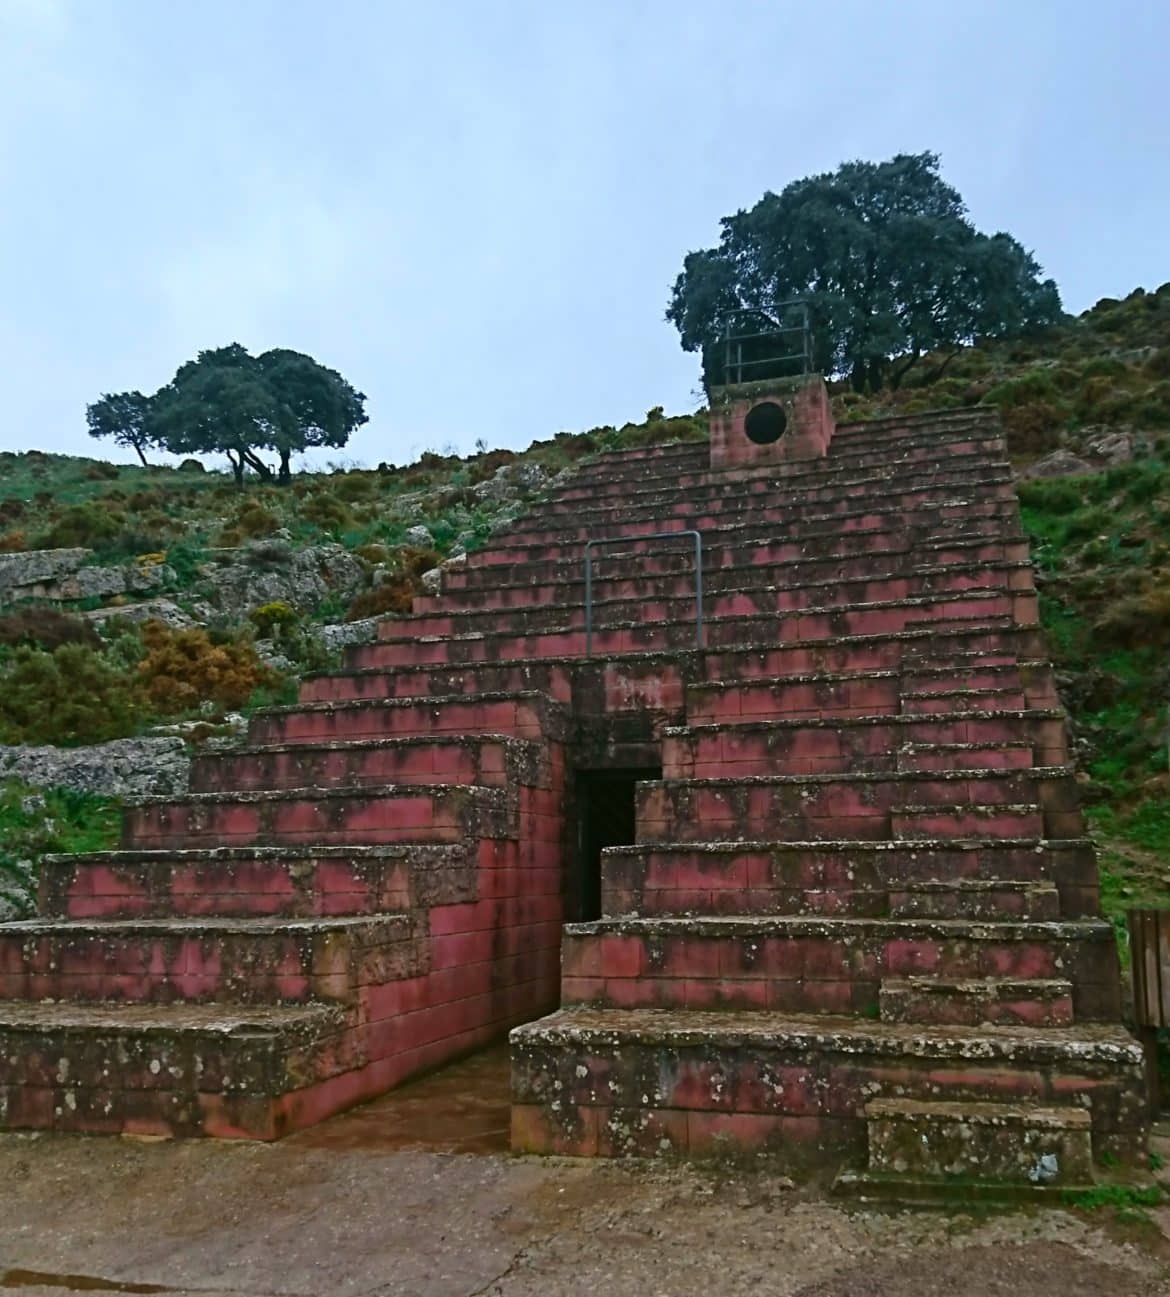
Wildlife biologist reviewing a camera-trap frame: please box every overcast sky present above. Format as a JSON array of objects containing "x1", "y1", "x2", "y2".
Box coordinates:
[{"x1": 1, "y1": 0, "x2": 1167, "y2": 468}]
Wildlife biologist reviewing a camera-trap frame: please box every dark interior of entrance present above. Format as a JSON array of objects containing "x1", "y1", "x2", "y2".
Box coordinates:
[{"x1": 576, "y1": 767, "x2": 661, "y2": 921}]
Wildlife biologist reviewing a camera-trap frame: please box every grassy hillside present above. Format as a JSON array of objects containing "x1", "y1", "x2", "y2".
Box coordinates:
[{"x1": 0, "y1": 286, "x2": 1168, "y2": 932}]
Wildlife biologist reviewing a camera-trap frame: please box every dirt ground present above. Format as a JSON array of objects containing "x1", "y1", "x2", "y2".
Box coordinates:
[{"x1": 2, "y1": 1048, "x2": 1169, "y2": 1297}]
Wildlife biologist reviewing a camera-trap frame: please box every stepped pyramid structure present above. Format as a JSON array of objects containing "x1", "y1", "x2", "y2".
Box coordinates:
[{"x1": 0, "y1": 374, "x2": 1147, "y2": 1193}]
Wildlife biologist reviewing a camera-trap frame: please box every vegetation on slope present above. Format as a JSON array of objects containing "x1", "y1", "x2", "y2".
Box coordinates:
[
  {"x1": 0, "y1": 412, "x2": 706, "y2": 747},
  {"x1": 0, "y1": 782, "x2": 121, "y2": 919}
]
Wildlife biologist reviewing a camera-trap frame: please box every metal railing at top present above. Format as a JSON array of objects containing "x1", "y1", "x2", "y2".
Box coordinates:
[
  {"x1": 583, "y1": 530, "x2": 703, "y2": 658},
  {"x1": 717, "y1": 300, "x2": 812, "y2": 387}
]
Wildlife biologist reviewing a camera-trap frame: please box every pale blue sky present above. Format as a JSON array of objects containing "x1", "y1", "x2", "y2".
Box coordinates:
[{"x1": 1, "y1": 0, "x2": 1167, "y2": 468}]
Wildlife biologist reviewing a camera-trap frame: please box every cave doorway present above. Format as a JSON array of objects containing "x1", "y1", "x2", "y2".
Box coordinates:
[{"x1": 576, "y1": 767, "x2": 661, "y2": 922}]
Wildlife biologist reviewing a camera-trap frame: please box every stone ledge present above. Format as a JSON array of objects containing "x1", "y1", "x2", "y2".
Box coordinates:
[{"x1": 510, "y1": 1007, "x2": 1144, "y2": 1065}]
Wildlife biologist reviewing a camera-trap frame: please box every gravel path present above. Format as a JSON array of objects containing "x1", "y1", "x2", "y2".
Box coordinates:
[{"x1": 0, "y1": 1132, "x2": 1167, "y2": 1297}]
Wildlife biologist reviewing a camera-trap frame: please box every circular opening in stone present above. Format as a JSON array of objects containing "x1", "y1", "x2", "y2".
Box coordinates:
[{"x1": 744, "y1": 401, "x2": 787, "y2": 446}]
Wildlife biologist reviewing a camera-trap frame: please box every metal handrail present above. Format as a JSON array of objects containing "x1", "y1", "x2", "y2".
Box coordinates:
[
  {"x1": 717, "y1": 299, "x2": 812, "y2": 386},
  {"x1": 584, "y1": 530, "x2": 703, "y2": 657}
]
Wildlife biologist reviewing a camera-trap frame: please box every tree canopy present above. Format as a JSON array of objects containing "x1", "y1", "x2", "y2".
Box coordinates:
[
  {"x1": 87, "y1": 344, "x2": 367, "y2": 484},
  {"x1": 84, "y1": 390, "x2": 156, "y2": 467},
  {"x1": 667, "y1": 152, "x2": 1064, "y2": 393}
]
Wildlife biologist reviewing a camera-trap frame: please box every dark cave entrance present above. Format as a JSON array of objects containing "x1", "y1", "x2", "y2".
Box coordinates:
[{"x1": 575, "y1": 766, "x2": 661, "y2": 922}]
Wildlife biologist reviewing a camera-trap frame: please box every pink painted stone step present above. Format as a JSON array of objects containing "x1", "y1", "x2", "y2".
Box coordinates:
[
  {"x1": 248, "y1": 691, "x2": 567, "y2": 747},
  {"x1": 384, "y1": 561, "x2": 1034, "y2": 640},
  {"x1": 663, "y1": 720, "x2": 1056, "y2": 779},
  {"x1": 891, "y1": 803, "x2": 1050, "y2": 841},
  {"x1": 123, "y1": 783, "x2": 515, "y2": 850},
  {"x1": 886, "y1": 879, "x2": 1060, "y2": 921},
  {"x1": 510, "y1": 1006, "x2": 1144, "y2": 1165},
  {"x1": 446, "y1": 531, "x2": 1028, "y2": 592},
  {"x1": 0, "y1": 914, "x2": 417, "y2": 1005},
  {"x1": 895, "y1": 742, "x2": 1035, "y2": 773},
  {"x1": 556, "y1": 915, "x2": 1120, "y2": 1019},
  {"x1": 189, "y1": 734, "x2": 543, "y2": 793},
  {"x1": 634, "y1": 769, "x2": 1079, "y2": 843},
  {"x1": 878, "y1": 977, "x2": 1075, "y2": 1027},
  {"x1": 599, "y1": 838, "x2": 1102, "y2": 920},
  {"x1": 0, "y1": 999, "x2": 348, "y2": 1138},
  {"x1": 38, "y1": 843, "x2": 478, "y2": 920}
]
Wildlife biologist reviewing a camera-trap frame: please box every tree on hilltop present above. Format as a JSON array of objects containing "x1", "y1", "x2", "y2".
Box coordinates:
[
  {"x1": 87, "y1": 344, "x2": 367, "y2": 485},
  {"x1": 667, "y1": 151, "x2": 1064, "y2": 394},
  {"x1": 85, "y1": 391, "x2": 157, "y2": 467},
  {"x1": 256, "y1": 348, "x2": 368, "y2": 484},
  {"x1": 149, "y1": 350, "x2": 284, "y2": 488}
]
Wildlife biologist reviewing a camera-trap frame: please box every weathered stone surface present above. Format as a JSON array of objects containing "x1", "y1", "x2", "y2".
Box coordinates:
[
  {"x1": 81, "y1": 598, "x2": 195, "y2": 629},
  {"x1": 199, "y1": 542, "x2": 365, "y2": 618},
  {"x1": 1019, "y1": 450, "x2": 1093, "y2": 479},
  {"x1": 0, "y1": 549, "x2": 177, "y2": 605},
  {"x1": 0, "y1": 736, "x2": 190, "y2": 798},
  {"x1": 314, "y1": 617, "x2": 379, "y2": 653},
  {"x1": 404, "y1": 524, "x2": 434, "y2": 546},
  {"x1": 1084, "y1": 428, "x2": 1136, "y2": 465},
  {"x1": 55, "y1": 561, "x2": 174, "y2": 602},
  {"x1": 473, "y1": 461, "x2": 549, "y2": 502},
  {"x1": 864, "y1": 1097, "x2": 1094, "y2": 1185},
  {"x1": 421, "y1": 566, "x2": 443, "y2": 594},
  {"x1": 0, "y1": 547, "x2": 89, "y2": 600}
]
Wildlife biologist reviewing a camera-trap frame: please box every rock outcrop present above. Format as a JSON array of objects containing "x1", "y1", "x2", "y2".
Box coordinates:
[
  {"x1": 0, "y1": 737, "x2": 190, "y2": 798},
  {"x1": 196, "y1": 542, "x2": 365, "y2": 620}
]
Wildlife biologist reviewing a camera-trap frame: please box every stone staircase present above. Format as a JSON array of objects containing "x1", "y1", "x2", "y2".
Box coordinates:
[
  {"x1": 504, "y1": 406, "x2": 1147, "y2": 1190},
  {"x1": 0, "y1": 402, "x2": 1147, "y2": 1190}
]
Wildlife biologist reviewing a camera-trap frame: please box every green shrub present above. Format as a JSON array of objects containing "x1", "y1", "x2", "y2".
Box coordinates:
[
  {"x1": 41, "y1": 502, "x2": 126, "y2": 550},
  {"x1": 234, "y1": 502, "x2": 281, "y2": 538},
  {"x1": 250, "y1": 600, "x2": 299, "y2": 638},
  {"x1": 333, "y1": 473, "x2": 377, "y2": 501},
  {"x1": 300, "y1": 491, "x2": 353, "y2": 532},
  {"x1": 354, "y1": 542, "x2": 391, "y2": 565},
  {"x1": 1134, "y1": 380, "x2": 1170, "y2": 427},
  {"x1": 1000, "y1": 400, "x2": 1064, "y2": 455},
  {"x1": 1081, "y1": 355, "x2": 1129, "y2": 380},
  {"x1": 1017, "y1": 477, "x2": 1087, "y2": 514},
  {"x1": 0, "y1": 644, "x2": 144, "y2": 744},
  {"x1": 1065, "y1": 505, "x2": 1112, "y2": 543},
  {"x1": 1093, "y1": 581, "x2": 1170, "y2": 647}
]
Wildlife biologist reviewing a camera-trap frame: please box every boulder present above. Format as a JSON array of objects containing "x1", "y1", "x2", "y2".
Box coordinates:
[
  {"x1": 200, "y1": 543, "x2": 365, "y2": 620},
  {"x1": 1020, "y1": 450, "x2": 1094, "y2": 480},
  {"x1": 1083, "y1": 430, "x2": 1135, "y2": 466},
  {"x1": 421, "y1": 567, "x2": 443, "y2": 594},
  {"x1": 314, "y1": 618, "x2": 379, "y2": 654},
  {"x1": 81, "y1": 599, "x2": 195, "y2": 630},
  {"x1": 0, "y1": 736, "x2": 190, "y2": 798},
  {"x1": 473, "y1": 462, "x2": 548, "y2": 503},
  {"x1": 54, "y1": 561, "x2": 174, "y2": 602},
  {"x1": 0, "y1": 548, "x2": 90, "y2": 602},
  {"x1": 405, "y1": 525, "x2": 433, "y2": 547}
]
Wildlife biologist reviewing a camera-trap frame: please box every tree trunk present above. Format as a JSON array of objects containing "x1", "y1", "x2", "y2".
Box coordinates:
[
  {"x1": 242, "y1": 449, "x2": 273, "y2": 481},
  {"x1": 923, "y1": 349, "x2": 961, "y2": 385},
  {"x1": 889, "y1": 350, "x2": 921, "y2": 391},
  {"x1": 227, "y1": 450, "x2": 245, "y2": 488},
  {"x1": 132, "y1": 438, "x2": 149, "y2": 468},
  {"x1": 278, "y1": 448, "x2": 292, "y2": 486}
]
